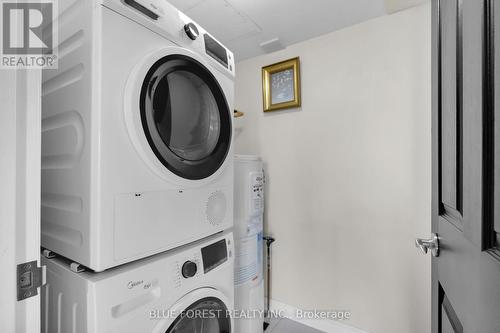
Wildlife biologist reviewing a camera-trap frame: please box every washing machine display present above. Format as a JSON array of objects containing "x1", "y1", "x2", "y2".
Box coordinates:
[
  {"x1": 201, "y1": 238, "x2": 228, "y2": 273},
  {"x1": 141, "y1": 54, "x2": 231, "y2": 180}
]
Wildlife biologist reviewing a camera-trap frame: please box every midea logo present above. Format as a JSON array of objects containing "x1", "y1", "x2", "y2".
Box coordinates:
[{"x1": 127, "y1": 280, "x2": 144, "y2": 289}]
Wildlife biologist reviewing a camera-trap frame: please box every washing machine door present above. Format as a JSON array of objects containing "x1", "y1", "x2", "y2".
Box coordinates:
[
  {"x1": 159, "y1": 288, "x2": 232, "y2": 333},
  {"x1": 165, "y1": 297, "x2": 231, "y2": 333},
  {"x1": 140, "y1": 54, "x2": 232, "y2": 180}
]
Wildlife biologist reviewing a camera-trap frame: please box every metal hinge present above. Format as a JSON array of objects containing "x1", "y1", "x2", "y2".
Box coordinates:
[{"x1": 17, "y1": 260, "x2": 46, "y2": 301}]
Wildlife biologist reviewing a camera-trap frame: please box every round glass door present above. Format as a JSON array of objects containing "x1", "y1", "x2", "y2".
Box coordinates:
[
  {"x1": 140, "y1": 55, "x2": 231, "y2": 180},
  {"x1": 165, "y1": 297, "x2": 231, "y2": 333}
]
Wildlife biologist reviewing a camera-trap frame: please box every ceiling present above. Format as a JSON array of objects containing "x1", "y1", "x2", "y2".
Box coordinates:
[{"x1": 168, "y1": 0, "x2": 426, "y2": 62}]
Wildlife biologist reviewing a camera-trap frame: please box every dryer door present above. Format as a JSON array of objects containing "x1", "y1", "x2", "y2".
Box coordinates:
[{"x1": 140, "y1": 54, "x2": 232, "y2": 180}]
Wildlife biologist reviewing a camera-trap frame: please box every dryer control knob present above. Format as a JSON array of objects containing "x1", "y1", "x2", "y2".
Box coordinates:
[
  {"x1": 182, "y1": 261, "x2": 198, "y2": 278},
  {"x1": 184, "y1": 23, "x2": 199, "y2": 40}
]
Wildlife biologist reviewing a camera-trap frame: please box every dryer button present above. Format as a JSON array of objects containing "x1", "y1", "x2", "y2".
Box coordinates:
[
  {"x1": 182, "y1": 261, "x2": 197, "y2": 278},
  {"x1": 184, "y1": 23, "x2": 199, "y2": 40}
]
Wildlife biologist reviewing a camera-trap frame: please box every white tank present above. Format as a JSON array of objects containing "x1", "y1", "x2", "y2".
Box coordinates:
[{"x1": 234, "y1": 155, "x2": 265, "y2": 333}]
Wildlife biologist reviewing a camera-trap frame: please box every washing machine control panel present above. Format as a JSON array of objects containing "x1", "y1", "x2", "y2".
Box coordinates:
[
  {"x1": 171, "y1": 236, "x2": 232, "y2": 287},
  {"x1": 181, "y1": 260, "x2": 198, "y2": 278},
  {"x1": 172, "y1": 253, "x2": 201, "y2": 287},
  {"x1": 184, "y1": 22, "x2": 199, "y2": 40}
]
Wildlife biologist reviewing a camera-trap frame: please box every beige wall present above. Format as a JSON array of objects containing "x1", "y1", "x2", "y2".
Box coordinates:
[{"x1": 233, "y1": 3, "x2": 431, "y2": 333}]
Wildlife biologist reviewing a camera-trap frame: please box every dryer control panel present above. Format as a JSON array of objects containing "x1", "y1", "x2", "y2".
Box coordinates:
[
  {"x1": 178, "y1": 11, "x2": 235, "y2": 76},
  {"x1": 102, "y1": 0, "x2": 235, "y2": 77}
]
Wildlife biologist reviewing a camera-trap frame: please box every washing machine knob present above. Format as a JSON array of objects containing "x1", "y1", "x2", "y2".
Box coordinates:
[
  {"x1": 182, "y1": 261, "x2": 198, "y2": 278},
  {"x1": 184, "y1": 23, "x2": 199, "y2": 40}
]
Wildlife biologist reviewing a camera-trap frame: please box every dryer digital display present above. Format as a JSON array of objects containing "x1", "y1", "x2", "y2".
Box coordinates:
[
  {"x1": 201, "y1": 239, "x2": 228, "y2": 273},
  {"x1": 204, "y1": 34, "x2": 228, "y2": 68}
]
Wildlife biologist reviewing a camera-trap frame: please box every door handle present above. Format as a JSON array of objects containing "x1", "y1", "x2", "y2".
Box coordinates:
[
  {"x1": 415, "y1": 233, "x2": 440, "y2": 257},
  {"x1": 124, "y1": 0, "x2": 161, "y2": 20}
]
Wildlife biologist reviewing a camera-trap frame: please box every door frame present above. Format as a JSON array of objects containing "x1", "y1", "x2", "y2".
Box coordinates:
[
  {"x1": 431, "y1": 1, "x2": 440, "y2": 331},
  {"x1": 0, "y1": 69, "x2": 42, "y2": 333}
]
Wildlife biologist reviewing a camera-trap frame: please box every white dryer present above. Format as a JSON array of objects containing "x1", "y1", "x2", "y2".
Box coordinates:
[
  {"x1": 41, "y1": 0, "x2": 235, "y2": 271},
  {"x1": 42, "y1": 232, "x2": 234, "y2": 333}
]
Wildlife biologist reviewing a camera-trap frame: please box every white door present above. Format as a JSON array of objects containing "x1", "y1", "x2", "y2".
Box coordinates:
[{"x1": 0, "y1": 69, "x2": 42, "y2": 333}]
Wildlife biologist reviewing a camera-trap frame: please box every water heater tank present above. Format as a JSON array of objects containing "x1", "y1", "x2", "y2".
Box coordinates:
[{"x1": 234, "y1": 155, "x2": 265, "y2": 333}]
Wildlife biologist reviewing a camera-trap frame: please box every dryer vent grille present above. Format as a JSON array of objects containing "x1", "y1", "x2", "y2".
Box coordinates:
[{"x1": 206, "y1": 191, "x2": 227, "y2": 226}]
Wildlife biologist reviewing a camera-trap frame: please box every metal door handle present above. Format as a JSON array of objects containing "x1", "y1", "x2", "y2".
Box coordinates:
[{"x1": 415, "y1": 233, "x2": 440, "y2": 257}]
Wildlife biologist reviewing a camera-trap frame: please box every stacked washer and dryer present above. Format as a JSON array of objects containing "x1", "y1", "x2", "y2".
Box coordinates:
[{"x1": 41, "y1": 0, "x2": 236, "y2": 332}]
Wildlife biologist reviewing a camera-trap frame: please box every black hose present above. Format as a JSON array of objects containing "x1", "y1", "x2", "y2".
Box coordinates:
[{"x1": 263, "y1": 235, "x2": 276, "y2": 322}]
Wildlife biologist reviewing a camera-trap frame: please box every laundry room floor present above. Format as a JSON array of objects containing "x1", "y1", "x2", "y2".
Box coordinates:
[{"x1": 265, "y1": 318, "x2": 325, "y2": 333}]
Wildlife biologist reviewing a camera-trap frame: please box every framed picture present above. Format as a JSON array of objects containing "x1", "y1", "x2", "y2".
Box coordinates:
[{"x1": 262, "y1": 57, "x2": 301, "y2": 112}]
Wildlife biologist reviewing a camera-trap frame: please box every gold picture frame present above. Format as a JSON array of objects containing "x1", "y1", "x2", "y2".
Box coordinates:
[{"x1": 262, "y1": 57, "x2": 301, "y2": 112}]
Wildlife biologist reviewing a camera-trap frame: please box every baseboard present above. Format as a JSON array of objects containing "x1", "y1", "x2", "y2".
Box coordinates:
[{"x1": 268, "y1": 299, "x2": 370, "y2": 333}]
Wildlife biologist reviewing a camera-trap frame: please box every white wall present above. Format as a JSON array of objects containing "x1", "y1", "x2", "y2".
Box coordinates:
[
  {"x1": 385, "y1": 0, "x2": 429, "y2": 14},
  {"x1": 234, "y1": 3, "x2": 431, "y2": 333}
]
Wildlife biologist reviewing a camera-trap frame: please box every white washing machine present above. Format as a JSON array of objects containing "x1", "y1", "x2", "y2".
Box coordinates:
[
  {"x1": 42, "y1": 231, "x2": 234, "y2": 333},
  {"x1": 41, "y1": 0, "x2": 235, "y2": 271}
]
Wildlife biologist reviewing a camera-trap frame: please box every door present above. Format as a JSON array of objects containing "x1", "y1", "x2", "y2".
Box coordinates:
[
  {"x1": 140, "y1": 54, "x2": 232, "y2": 180},
  {"x1": 430, "y1": 0, "x2": 500, "y2": 332},
  {"x1": 0, "y1": 69, "x2": 42, "y2": 333}
]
